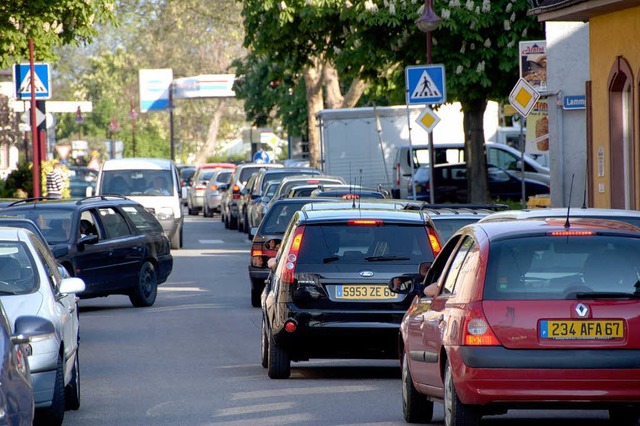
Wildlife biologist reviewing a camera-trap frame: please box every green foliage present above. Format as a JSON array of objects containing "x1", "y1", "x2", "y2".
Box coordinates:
[
  {"x1": 3, "y1": 162, "x2": 33, "y2": 198},
  {"x1": 0, "y1": 0, "x2": 116, "y2": 68},
  {"x1": 205, "y1": 153, "x2": 246, "y2": 164}
]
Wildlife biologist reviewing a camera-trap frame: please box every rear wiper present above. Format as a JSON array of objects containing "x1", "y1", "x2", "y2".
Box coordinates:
[
  {"x1": 322, "y1": 256, "x2": 340, "y2": 264},
  {"x1": 365, "y1": 256, "x2": 411, "y2": 261},
  {"x1": 572, "y1": 292, "x2": 640, "y2": 299}
]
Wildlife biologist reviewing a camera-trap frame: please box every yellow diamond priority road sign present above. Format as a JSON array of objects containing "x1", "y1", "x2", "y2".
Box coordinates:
[
  {"x1": 509, "y1": 78, "x2": 540, "y2": 117},
  {"x1": 416, "y1": 106, "x2": 441, "y2": 133}
]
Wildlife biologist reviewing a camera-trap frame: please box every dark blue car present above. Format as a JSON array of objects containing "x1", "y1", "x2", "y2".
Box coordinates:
[{"x1": 408, "y1": 163, "x2": 550, "y2": 203}]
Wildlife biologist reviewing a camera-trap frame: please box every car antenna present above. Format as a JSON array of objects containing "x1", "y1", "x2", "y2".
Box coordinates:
[
  {"x1": 565, "y1": 174, "x2": 575, "y2": 229},
  {"x1": 581, "y1": 169, "x2": 588, "y2": 209}
]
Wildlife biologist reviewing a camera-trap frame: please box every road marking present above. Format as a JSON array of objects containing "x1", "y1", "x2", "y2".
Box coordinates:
[
  {"x1": 146, "y1": 303, "x2": 223, "y2": 312},
  {"x1": 232, "y1": 385, "x2": 377, "y2": 400},
  {"x1": 158, "y1": 286, "x2": 205, "y2": 292},
  {"x1": 199, "y1": 239, "x2": 223, "y2": 244}
]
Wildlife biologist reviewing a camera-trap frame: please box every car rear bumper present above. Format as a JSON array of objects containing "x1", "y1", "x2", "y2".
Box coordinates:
[{"x1": 448, "y1": 346, "x2": 640, "y2": 405}]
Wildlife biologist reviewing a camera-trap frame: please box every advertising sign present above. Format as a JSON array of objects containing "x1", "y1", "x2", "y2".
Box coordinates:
[
  {"x1": 525, "y1": 97, "x2": 549, "y2": 155},
  {"x1": 139, "y1": 69, "x2": 173, "y2": 112},
  {"x1": 519, "y1": 41, "x2": 547, "y2": 93}
]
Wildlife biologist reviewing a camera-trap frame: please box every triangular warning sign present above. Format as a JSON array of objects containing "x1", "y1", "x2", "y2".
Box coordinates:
[
  {"x1": 411, "y1": 71, "x2": 442, "y2": 100},
  {"x1": 18, "y1": 73, "x2": 47, "y2": 94}
]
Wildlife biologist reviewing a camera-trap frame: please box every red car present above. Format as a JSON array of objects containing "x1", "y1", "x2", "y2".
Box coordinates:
[{"x1": 392, "y1": 218, "x2": 640, "y2": 425}]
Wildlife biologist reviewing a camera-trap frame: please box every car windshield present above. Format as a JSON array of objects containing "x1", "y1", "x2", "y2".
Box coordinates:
[
  {"x1": 0, "y1": 241, "x2": 37, "y2": 294},
  {"x1": 484, "y1": 235, "x2": 640, "y2": 300},
  {"x1": 0, "y1": 209, "x2": 75, "y2": 244},
  {"x1": 101, "y1": 170, "x2": 174, "y2": 197},
  {"x1": 297, "y1": 224, "x2": 432, "y2": 265}
]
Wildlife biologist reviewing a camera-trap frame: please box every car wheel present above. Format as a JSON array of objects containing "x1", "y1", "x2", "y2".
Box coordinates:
[
  {"x1": 609, "y1": 408, "x2": 640, "y2": 425},
  {"x1": 444, "y1": 360, "x2": 480, "y2": 426},
  {"x1": 34, "y1": 353, "x2": 65, "y2": 426},
  {"x1": 402, "y1": 352, "x2": 433, "y2": 423},
  {"x1": 187, "y1": 202, "x2": 197, "y2": 216},
  {"x1": 170, "y1": 226, "x2": 182, "y2": 250},
  {"x1": 229, "y1": 214, "x2": 238, "y2": 230},
  {"x1": 260, "y1": 318, "x2": 269, "y2": 368},
  {"x1": 204, "y1": 205, "x2": 213, "y2": 218},
  {"x1": 65, "y1": 345, "x2": 80, "y2": 410},
  {"x1": 129, "y1": 262, "x2": 158, "y2": 307},
  {"x1": 267, "y1": 333, "x2": 290, "y2": 379},
  {"x1": 251, "y1": 285, "x2": 262, "y2": 308}
]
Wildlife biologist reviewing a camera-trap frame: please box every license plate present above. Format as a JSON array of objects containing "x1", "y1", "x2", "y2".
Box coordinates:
[
  {"x1": 335, "y1": 285, "x2": 400, "y2": 300},
  {"x1": 415, "y1": 185, "x2": 422, "y2": 192},
  {"x1": 539, "y1": 320, "x2": 624, "y2": 339}
]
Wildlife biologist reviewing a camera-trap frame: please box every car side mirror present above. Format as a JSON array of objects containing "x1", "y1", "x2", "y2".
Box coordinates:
[
  {"x1": 250, "y1": 255, "x2": 270, "y2": 269},
  {"x1": 249, "y1": 227, "x2": 258, "y2": 239},
  {"x1": 388, "y1": 275, "x2": 414, "y2": 294},
  {"x1": 264, "y1": 238, "x2": 282, "y2": 251},
  {"x1": 419, "y1": 261, "x2": 432, "y2": 276},
  {"x1": 78, "y1": 234, "x2": 99, "y2": 251}
]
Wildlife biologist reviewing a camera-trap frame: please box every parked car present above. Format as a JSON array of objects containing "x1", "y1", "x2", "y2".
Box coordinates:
[
  {"x1": 269, "y1": 175, "x2": 346, "y2": 202},
  {"x1": 187, "y1": 163, "x2": 236, "y2": 215},
  {"x1": 260, "y1": 207, "x2": 444, "y2": 379},
  {"x1": 248, "y1": 197, "x2": 333, "y2": 307},
  {"x1": 478, "y1": 206, "x2": 640, "y2": 228},
  {"x1": 177, "y1": 165, "x2": 196, "y2": 206},
  {"x1": 0, "y1": 197, "x2": 173, "y2": 307},
  {"x1": 222, "y1": 163, "x2": 284, "y2": 230},
  {"x1": 202, "y1": 169, "x2": 234, "y2": 218},
  {"x1": 0, "y1": 299, "x2": 55, "y2": 426},
  {"x1": 93, "y1": 157, "x2": 183, "y2": 249},
  {"x1": 392, "y1": 218, "x2": 640, "y2": 425},
  {"x1": 309, "y1": 185, "x2": 389, "y2": 199},
  {"x1": 409, "y1": 163, "x2": 550, "y2": 203},
  {"x1": 0, "y1": 227, "x2": 85, "y2": 425},
  {"x1": 240, "y1": 167, "x2": 322, "y2": 234},
  {"x1": 66, "y1": 166, "x2": 98, "y2": 198}
]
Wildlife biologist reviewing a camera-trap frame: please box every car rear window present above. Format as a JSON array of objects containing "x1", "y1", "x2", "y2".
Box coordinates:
[
  {"x1": 431, "y1": 218, "x2": 481, "y2": 242},
  {"x1": 122, "y1": 205, "x2": 164, "y2": 233},
  {"x1": 239, "y1": 167, "x2": 261, "y2": 184},
  {"x1": 297, "y1": 223, "x2": 433, "y2": 265},
  {"x1": 484, "y1": 235, "x2": 640, "y2": 300}
]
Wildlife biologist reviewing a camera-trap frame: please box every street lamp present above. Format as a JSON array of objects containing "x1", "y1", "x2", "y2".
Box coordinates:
[
  {"x1": 75, "y1": 106, "x2": 85, "y2": 143},
  {"x1": 416, "y1": 0, "x2": 441, "y2": 204},
  {"x1": 129, "y1": 101, "x2": 138, "y2": 157}
]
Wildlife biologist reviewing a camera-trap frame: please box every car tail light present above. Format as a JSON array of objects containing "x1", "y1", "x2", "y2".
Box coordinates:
[
  {"x1": 549, "y1": 230, "x2": 595, "y2": 236},
  {"x1": 426, "y1": 226, "x2": 442, "y2": 257},
  {"x1": 232, "y1": 184, "x2": 241, "y2": 200},
  {"x1": 195, "y1": 184, "x2": 206, "y2": 190},
  {"x1": 282, "y1": 226, "x2": 305, "y2": 285},
  {"x1": 348, "y1": 219, "x2": 383, "y2": 226},
  {"x1": 209, "y1": 184, "x2": 219, "y2": 191},
  {"x1": 461, "y1": 302, "x2": 500, "y2": 346},
  {"x1": 284, "y1": 319, "x2": 297, "y2": 333}
]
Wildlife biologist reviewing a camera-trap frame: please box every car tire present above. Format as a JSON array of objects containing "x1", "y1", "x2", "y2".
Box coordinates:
[
  {"x1": 129, "y1": 261, "x2": 158, "y2": 307},
  {"x1": 204, "y1": 205, "x2": 213, "y2": 218},
  {"x1": 251, "y1": 285, "x2": 262, "y2": 308},
  {"x1": 444, "y1": 360, "x2": 480, "y2": 426},
  {"x1": 229, "y1": 214, "x2": 238, "y2": 230},
  {"x1": 65, "y1": 345, "x2": 80, "y2": 410},
  {"x1": 609, "y1": 408, "x2": 640, "y2": 425},
  {"x1": 260, "y1": 318, "x2": 269, "y2": 368},
  {"x1": 187, "y1": 203, "x2": 197, "y2": 216},
  {"x1": 267, "y1": 333, "x2": 290, "y2": 379},
  {"x1": 170, "y1": 225, "x2": 182, "y2": 250},
  {"x1": 34, "y1": 353, "x2": 65, "y2": 426},
  {"x1": 402, "y1": 352, "x2": 433, "y2": 423}
]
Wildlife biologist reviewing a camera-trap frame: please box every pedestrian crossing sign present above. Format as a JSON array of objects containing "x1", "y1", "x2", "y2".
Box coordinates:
[
  {"x1": 405, "y1": 65, "x2": 446, "y2": 105},
  {"x1": 13, "y1": 63, "x2": 51, "y2": 100}
]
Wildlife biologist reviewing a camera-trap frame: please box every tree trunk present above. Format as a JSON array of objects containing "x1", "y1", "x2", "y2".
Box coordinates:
[
  {"x1": 303, "y1": 60, "x2": 324, "y2": 169},
  {"x1": 462, "y1": 99, "x2": 489, "y2": 203},
  {"x1": 194, "y1": 99, "x2": 226, "y2": 165}
]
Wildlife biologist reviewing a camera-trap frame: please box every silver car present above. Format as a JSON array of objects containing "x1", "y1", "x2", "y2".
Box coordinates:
[
  {"x1": 0, "y1": 227, "x2": 85, "y2": 426},
  {"x1": 202, "y1": 169, "x2": 234, "y2": 218}
]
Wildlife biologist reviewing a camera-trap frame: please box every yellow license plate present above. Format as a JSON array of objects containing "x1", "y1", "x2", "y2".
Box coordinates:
[
  {"x1": 415, "y1": 185, "x2": 422, "y2": 192},
  {"x1": 336, "y1": 285, "x2": 399, "y2": 300},
  {"x1": 540, "y1": 320, "x2": 624, "y2": 339}
]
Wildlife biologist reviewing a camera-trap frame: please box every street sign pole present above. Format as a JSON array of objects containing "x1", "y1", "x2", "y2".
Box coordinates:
[{"x1": 29, "y1": 39, "x2": 40, "y2": 197}]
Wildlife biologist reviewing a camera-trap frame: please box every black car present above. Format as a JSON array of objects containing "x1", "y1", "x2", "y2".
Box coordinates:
[
  {"x1": 248, "y1": 197, "x2": 334, "y2": 307},
  {"x1": 0, "y1": 196, "x2": 173, "y2": 307},
  {"x1": 409, "y1": 163, "x2": 550, "y2": 203},
  {"x1": 259, "y1": 207, "x2": 443, "y2": 379}
]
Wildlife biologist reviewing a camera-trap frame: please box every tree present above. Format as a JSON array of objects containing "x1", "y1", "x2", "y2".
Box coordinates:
[{"x1": 0, "y1": 0, "x2": 116, "y2": 69}]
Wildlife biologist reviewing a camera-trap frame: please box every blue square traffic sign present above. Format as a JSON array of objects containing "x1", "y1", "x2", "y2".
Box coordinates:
[
  {"x1": 13, "y1": 63, "x2": 51, "y2": 100},
  {"x1": 405, "y1": 65, "x2": 446, "y2": 105}
]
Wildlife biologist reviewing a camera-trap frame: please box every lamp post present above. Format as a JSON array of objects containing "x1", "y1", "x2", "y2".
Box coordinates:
[
  {"x1": 416, "y1": 0, "x2": 441, "y2": 204},
  {"x1": 129, "y1": 101, "x2": 138, "y2": 157},
  {"x1": 75, "y1": 106, "x2": 85, "y2": 142},
  {"x1": 109, "y1": 116, "x2": 121, "y2": 159}
]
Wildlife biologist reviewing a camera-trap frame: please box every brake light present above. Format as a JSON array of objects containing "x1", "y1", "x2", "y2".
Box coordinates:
[
  {"x1": 210, "y1": 184, "x2": 218, "y2": 191},
  {"x1": 232, "y1": 184, "x2": 241, "y2": 200},
  {"x1": 426, "y1": 226, "x2": 441, "y2": 257},
  {"x1": 348, "y1": 219, "x2": 383, "y2": 226},
  {"x1": 549, "y1": 231, "x2": 595, "y2": 236},
  {"x1": 461, "y1": 302, "x2": 500, "y2": 346},
  {"x1": 307, "y1": 180, "x2": 320, "y2": 184},
  {"x1": 282, "y1": 226, "x2": 305, "y2": 285},
  {"x1": 195, "y1": 184, "x2": 206, "y2": 190}
]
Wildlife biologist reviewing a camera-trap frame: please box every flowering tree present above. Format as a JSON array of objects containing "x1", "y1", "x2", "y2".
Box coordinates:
[{"x1": 239, "y1": 0, "x2": 542, "y2": 201}]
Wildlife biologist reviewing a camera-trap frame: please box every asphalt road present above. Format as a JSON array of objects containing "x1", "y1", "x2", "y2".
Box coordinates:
[{"x1": 62, "y1": 213, "x2": 616, "y2": 426}]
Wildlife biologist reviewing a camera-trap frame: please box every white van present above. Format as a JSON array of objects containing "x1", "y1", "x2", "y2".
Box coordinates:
[
  {"x1": 392, "y1": 141, "x2": 550, "y2": 199},
  {"x1": 93, "y1": 158, "x2": 183, "y2": 249}
]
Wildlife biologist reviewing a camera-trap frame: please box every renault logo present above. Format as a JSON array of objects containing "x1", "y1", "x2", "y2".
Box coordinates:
[
  {"x1": 360, "y1": 271, "x2": 374, "y2": 277},
  {"x1": 575, "y1": 303, "x2": 588, "y2": 317}
]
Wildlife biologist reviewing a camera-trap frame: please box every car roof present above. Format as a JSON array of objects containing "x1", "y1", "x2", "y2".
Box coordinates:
[
  {"x1": 0, "y1": 226, "x2": 33, "y2": 241},
  {"x1": 479, "y1": 207, "x2": 640, "y2": 222},
  {"x1": 101, "y1": 158, "x2": 173, "y2": 170},
  {"x1": 197, "y1": 163, "x2": 236, "y2": 170},
  {"x1": 296, "y1": 207, "x2": 431, "y2": 224},
  {"x1": 0, "y1": 196, "x2": 139, "y2": 211},
  {"x1": 469, "y1": 217, "x2": 640, "y2": 240},
  {"x1": 301, "y1": 199, "x2": 406, "y2": 211}
]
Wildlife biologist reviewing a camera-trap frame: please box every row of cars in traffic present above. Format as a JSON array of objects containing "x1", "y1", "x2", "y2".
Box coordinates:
[
  {"x1": 183, "y1": 161, "x2": 640, "y2": 425},
  {"x1": 0, "y1": 162, "x2": 176, "y2": 425}
]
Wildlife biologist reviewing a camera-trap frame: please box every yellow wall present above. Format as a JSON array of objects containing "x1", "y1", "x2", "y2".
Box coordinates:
[{"x1": 589, "y1": 7, "x2": 640, "y2": 207}]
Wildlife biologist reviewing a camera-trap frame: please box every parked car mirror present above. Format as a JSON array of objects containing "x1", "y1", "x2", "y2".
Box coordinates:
[
  {"x1": 249, "y1": 227, "x2": 258, "y2": 239},
  {"x1": 78, "y1": 234, "x2": 99, "y2": 250},
  {"x1": 251, "y1": 255, "x2": 270, "y2": 269},
  {"x1": 12, "y1": 315, "x2": 55, "y2": 345},
  {"x1": 388, "y1": 275, "x2": 414, "y2": 294},
  {"x1": 419, "y1": 261, "x2": 432, "y2": 276},
  {"x1": 59, "y1": 277, "x2": 86, "y2": 295},
  {"x1": 264, "y1": 238, "x2": 282, "y2": 251}
]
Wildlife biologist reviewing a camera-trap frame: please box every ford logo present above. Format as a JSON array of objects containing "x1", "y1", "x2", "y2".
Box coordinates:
[{"x1": 360, "y1": 271, "x2": 374, "y2": 277}]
